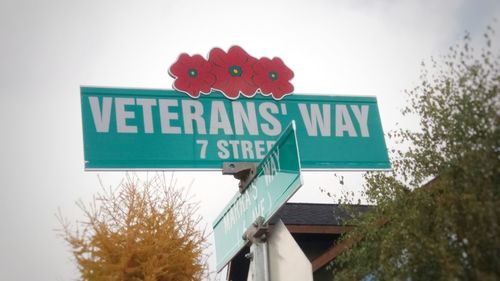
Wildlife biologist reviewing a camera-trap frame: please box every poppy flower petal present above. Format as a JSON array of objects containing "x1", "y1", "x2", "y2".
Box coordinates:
[
  {"x1": 227, "y1": 46, "x2": 247, "y2": 62},
  {"x1": 272, "y1": 82, "x2": 294, "y2": 100},
  {"x1": 175, "y1": 79, "x2": 199, "y2": 98},
  {"x1": 208, "y1": 47, "x2": 227, "y2": 67},
  {"x1": 169, "y1": 54, "x2": 191, "y2": 78}
]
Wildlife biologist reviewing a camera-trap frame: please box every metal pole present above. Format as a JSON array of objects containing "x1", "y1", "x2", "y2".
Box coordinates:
[
  {"x1": 262, "y1": 238, "x2": 270, "y2": 281},
  {"x1": 248, "y1": 239, "x2": 270, "y2": 281},
  {"x1": 244, "y1": 217, "x2": 270, "y2": 281}
]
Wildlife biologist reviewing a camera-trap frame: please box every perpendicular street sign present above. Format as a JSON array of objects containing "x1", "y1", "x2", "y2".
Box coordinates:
[
  {"x1": 212, "y1": 121, "x2": 302, "y2": 271},
  {"x1": 80, "y1": 87, "x2": 390, "y2": 170}
]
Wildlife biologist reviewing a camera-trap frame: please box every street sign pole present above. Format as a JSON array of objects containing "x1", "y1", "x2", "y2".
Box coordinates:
[
  {"x1": 244, "y1": 216, "x2": 270, "y2": 281},
  {"x1": 246, "y1": 217, "x2": 314, "y2": 281}
]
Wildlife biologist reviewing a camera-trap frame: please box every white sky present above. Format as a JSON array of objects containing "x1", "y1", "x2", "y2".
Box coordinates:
[{"x1": 0, "y1": 0, "x2": 498, "y2": 280}]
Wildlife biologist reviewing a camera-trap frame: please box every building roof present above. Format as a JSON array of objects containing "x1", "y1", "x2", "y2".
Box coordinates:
[
  {"x1": 269, "y1": 202, "x2": 371, "y2": 226},
  {"x1": 228, "y1": 202, "x2": 373, "y2": 281}
]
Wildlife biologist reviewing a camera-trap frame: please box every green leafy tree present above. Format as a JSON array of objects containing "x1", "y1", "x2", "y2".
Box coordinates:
[
  {"x1": 57, "y1": 174, "x2": 208, "y2": 281},
  {"x1": 332, "y1": 26, "x2": 500, "y2": 281}
]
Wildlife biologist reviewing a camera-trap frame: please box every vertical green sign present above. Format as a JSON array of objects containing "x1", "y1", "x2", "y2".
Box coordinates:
[{"x1": 212, "y1": 122, "x2": 302, "y2": 271}]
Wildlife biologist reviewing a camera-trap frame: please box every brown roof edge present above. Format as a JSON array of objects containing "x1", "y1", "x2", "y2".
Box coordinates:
[
  {"x1": 285, "y1": 224, "x2": 354, "y2": 234},
  {"x1": 311, "y1": 239, "x2": 354, "y2": 272}
]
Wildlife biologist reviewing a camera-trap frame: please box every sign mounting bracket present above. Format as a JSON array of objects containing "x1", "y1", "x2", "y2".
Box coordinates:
[
  {"x1": 222, "y1": 162, "x2": 257, "y2": 193},
  {"x1": 243, "y1": 216, "x2": 270, "y2": 281},
  {"x1": 242, "y1": 216, "x2": 268, "y2": 243}
]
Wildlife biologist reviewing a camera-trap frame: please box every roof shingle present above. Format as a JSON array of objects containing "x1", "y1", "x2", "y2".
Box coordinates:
[{"x1": 269, "y1": 202, "x2": 371, "y2": 226}]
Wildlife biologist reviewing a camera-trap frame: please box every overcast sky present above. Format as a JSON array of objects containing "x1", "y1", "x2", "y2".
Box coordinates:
[{"x1": 0, "y1": 0, "x2": 499, "y2": 280}]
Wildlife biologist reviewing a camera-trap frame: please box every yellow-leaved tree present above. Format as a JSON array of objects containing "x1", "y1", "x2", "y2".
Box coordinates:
[{"x1": 58, "y1": 174, "x2": 208, "y2": 281}]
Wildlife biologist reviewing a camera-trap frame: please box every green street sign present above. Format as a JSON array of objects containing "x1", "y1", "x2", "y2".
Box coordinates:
[
  {"x1": 81, "y1": 87, "x2": 390, "y2": 170},
  {"x1": 212, "y1": 122, "x2": 302, "y2": 271}
]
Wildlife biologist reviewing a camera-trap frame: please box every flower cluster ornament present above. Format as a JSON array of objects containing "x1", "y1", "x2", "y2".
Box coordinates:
[{"x1": 169, "y1": 46, "x2": 294, "y2": 100}]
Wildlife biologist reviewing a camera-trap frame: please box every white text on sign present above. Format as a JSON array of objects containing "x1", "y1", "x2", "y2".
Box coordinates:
[{"x1": 88, "y1": 97, "x2": 370, "y2": 160}]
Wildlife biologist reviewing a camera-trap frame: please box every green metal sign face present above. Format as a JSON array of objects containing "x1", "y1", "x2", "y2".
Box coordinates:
[
  {"x1": 212, "y1": 122, "x2": 302, "y2": 271},
  {"x1": 81, "y1": 87, "x2": 390, "y2": 170}
]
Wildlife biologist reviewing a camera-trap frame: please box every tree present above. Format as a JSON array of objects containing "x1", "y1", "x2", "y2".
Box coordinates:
[
  {"x1": 332, "y1": 26, "x2": 500, "y2": 280},
  {"x1": 57, "y1": 174, "x2": 208, "y2": 281}
]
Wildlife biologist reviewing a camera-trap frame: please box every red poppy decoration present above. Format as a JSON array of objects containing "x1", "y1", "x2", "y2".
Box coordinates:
[
  {"x1": 169, "y1": 53, "x2": 216, "y2": 98},
  {"x1": 168, "y1": 46, "x2": 295, "y2": 100},
  {"x1": 208, "y1": 46, "x2": 259, "y2": 99},
  {"x1": 253, "y1": 57, "x2": 294, "y2": 100}
]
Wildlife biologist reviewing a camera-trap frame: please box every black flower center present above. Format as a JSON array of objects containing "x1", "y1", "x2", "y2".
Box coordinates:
[
  {"x1": 229, "y1": 65, "x2": 242, "y2": 77},
  {"x1": 188, "y1": 69, "x2": 198, "y2": 78},
  {"x1": 268, "y1": 71, "x2": 278, "y2": 81}
]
